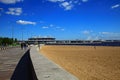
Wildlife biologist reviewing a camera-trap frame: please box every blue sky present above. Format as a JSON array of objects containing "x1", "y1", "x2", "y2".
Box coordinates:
[{"x1": 0, "y1": 0, "x2": 120, "y2": 40}]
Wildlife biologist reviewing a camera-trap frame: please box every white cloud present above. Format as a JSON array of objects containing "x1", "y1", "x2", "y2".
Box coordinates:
[
  {"x1": 42, "y1": 26, "x2": 49, "y2": 29},
  {"x1": 16, "y1": 20, "x2": 36, "y2": 25},
  {"x1": 81, "y1": 31, "x2": 120, "y2": 40},
  {"x1": 82, "y1": 0, "x2": 88, "y2": 2},
  {"x1": 82, "y1": 30, "x2": 91, "y2": 35},
  {"x1": 111, "y1": 4, "x2": 120, "y2": 9},
  {"x1": 86, "y1": 36, "x2": 100, "y2": 40},
  {"x1": 60, "y1": 2, "x2": 73, "y2": 10},
  {"x1": 100, "y1": 32, "x2": 120, "y2": 35},
  {"x1": 41, "y1": 22, "x2": 65, "y2": 31},
  {"x1": 48, "y1": 0, "x2": 64, "y2": 3},
  {"x1": 47, "y1": 0, "x2": 84, "y2": 11},
  {"x1": 100, "y1": 32, "x2": 110, "y2": 35},
  {"x1": 99, "y1": 32, "x2": 120, "y2": 40},
  {"x1": 48, "y1": 0, "x2": 77, "y2": 11},
  {"x1": 6, "y1": 8, "x2": 22, "y2": 16},
  {"x1": 73, "y1": 0, "x2": 81, "y2": 5},
  {"x1": 0, "y1": 0, "x2": 23, "y2": 4}
]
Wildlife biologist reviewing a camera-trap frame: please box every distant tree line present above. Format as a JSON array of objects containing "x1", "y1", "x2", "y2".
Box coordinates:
[{"x1": 0, "y1": 37, "x2": 18, "y2": 46}]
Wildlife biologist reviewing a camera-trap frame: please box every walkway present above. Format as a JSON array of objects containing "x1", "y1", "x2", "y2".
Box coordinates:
[
  {"x1": 0, "y1": 46, "x2": 79, "y2": 80},
  {"x1": 0, "y1": 47, "x2": 27, "y2": 80}
]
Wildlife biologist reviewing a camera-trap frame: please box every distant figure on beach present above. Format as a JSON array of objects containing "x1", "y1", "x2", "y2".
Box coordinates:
[{"x1": 94, "y1": 46, "x2": 96, "y2": 49}]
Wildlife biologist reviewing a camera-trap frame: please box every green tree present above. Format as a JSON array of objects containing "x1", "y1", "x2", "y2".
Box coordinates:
[
  {"x1": 0, "y1": 37, "x2": 18, "y2": 46},
  {"x1": 14, "y1": 38, "x2": 17, "y2": 42}
]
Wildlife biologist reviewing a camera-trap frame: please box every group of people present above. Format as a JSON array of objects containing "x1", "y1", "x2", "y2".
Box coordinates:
[{"x1": 20, "y1": 43, "x2": 27, "y2": 50}]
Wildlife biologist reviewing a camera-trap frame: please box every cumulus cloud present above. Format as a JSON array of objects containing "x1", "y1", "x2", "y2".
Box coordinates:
[
  {"x1": 81, "y1": 30, "x2": 100, "y2": 40},
  {"x1": 111, "y1": 4, "x2": 120, "y2": 9},
  {"x1": 6, "y1": 8, "x2": 22, "y2": 16},
  {"x1": 60, "y1": 2, "x2": 73, "y2": 10},
  {"x1": 16, "y1": 20, "x2": 36, "y2": 25},
  {"x1": 0, "y1": 0, "x2": 23, "y2": 4},
  {"x1": 48, "y1": 0, "x2": 81, "y2": 11}
]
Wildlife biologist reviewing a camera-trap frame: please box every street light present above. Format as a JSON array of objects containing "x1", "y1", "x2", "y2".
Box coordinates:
[{"x1": 12, "y1": 26, "x2": 14, "y2": 44}]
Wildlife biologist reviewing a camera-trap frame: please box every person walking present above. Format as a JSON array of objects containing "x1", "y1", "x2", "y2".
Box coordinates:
[{"x1": 21, "y1": 43, "x2": 24, "y2": 50}]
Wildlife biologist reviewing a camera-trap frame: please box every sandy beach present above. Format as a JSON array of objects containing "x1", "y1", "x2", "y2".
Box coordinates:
[{"x1": 40, "y1": 45, "x2": 120, "y2": 80}]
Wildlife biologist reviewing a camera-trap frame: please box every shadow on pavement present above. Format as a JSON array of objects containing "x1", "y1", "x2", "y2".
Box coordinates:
[{"x1": 11, "y1": 49, "x2": 38, "y2": 80}]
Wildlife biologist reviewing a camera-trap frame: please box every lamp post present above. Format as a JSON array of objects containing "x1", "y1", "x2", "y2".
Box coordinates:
[
  {"x1": 21, "y1": 27, "x2": 24, "y2": 42},
  {"x1": 22, "y1": 28, "x2": 23, "y2": 42},
  {"x1": 12, "y1": 26, "x2": 14, "y2": 44}
]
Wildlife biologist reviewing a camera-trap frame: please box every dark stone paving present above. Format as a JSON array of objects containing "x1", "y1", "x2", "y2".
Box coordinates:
[{"x1": 0, "y1": 47, "x2": 27, "y2": 80}]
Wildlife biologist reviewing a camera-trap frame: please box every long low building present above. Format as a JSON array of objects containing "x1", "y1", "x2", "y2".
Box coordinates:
[
  {"x1": 25, "y1": 37, "x2": 120, "y2": 46},
  {"x1": 27, "y1": 37, "x2": 55, "y2": 44}
]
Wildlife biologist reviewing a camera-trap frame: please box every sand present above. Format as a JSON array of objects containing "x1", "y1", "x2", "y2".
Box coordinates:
[{"x1": 40, "y1": 45, "x2": 120, "y2": 80}]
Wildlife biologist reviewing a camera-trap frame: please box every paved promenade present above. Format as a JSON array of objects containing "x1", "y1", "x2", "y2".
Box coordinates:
[
  {"x1": 0, "y1": 47, "x2": 27, "y2": 80},
  {"x1": 0, "y1": 46, "x2": 79, "y2": 80}
]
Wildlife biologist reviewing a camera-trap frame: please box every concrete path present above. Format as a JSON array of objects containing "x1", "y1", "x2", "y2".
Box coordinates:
[
  {"x1": 0, "y1": 47, "x2": 27, "y2": 80},
  {"x1": 30, "y1": 46, "x2": 79, "y2": 80}
]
